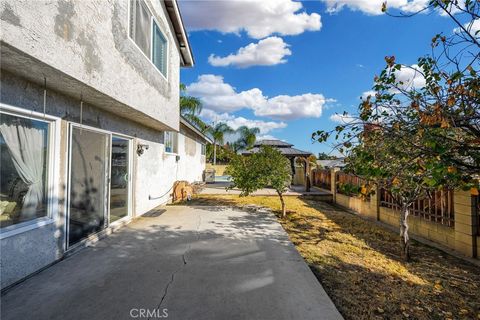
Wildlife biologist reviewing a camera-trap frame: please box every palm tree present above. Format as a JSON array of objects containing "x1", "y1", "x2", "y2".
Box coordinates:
[
  {"x1": 180, "y1": 83, "x2": 207, "y2": 131},
  {"x1": 208, "y1": 122, "x2": 234, "y2": 165},
  {"x1": 236, "y1": 126, "x2": 260, "y2": 150}
]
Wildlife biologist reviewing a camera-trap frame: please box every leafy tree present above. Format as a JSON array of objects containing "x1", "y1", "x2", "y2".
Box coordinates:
[
  {"x1": 227, "y1": 141, "x2": 244, "y2": 153},
  {"x1": 235, "y1": 126, "x2": 260, "y2": 150},
  {"x1": 313, "y1": 1, "x2": 479, "y2": 260},
  {"x1": 208, "y1": 122, "x2": 234, "y2": 165},
  {"x1": 317, "y1": 152, "x2": 338, "y2": 160},
  {"x1": 206, "y1": 144, "x2": 235, "y2": 164},
  {"x1": 226, "y1": 146, "x2": 292, "y2": 218}
]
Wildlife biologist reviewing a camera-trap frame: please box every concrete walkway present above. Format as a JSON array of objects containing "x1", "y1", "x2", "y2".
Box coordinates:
[{"x1": 1, "y1": 206, "x2": 342, "y2": 320}]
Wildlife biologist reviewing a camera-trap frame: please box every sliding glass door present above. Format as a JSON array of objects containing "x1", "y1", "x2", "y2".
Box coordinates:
[
  {"x1": 67, "y1": 126, "x2": 133, "y2": 248},
  {"x1": 68, "y1": 127, "x2": 110, "y2": 246}
]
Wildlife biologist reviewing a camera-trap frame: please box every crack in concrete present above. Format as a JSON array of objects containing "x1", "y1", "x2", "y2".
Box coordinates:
[{"x1": 150, "y1": 211, "x2": 202, "y2": 319}]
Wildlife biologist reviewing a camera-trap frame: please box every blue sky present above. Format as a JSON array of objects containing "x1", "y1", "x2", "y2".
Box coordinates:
[{"x1": 178, "y1": 0, "x2": 460, "y2": 156}]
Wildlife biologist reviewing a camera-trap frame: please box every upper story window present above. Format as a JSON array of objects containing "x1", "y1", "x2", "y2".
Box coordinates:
[
  {"x1": 201, "y1": 143, "x2": 206, "y2": 156},
  {"x1": 129, "y1": 0, "x2": 168, "y2": 78},
  {"x1": 164, "y1": 131, "x2": 178, "y2": 154}
]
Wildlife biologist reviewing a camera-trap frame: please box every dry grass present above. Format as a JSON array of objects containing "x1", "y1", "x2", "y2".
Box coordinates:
[{"x1": 188, "y1": 195, "x2": 480, "y2": 320}]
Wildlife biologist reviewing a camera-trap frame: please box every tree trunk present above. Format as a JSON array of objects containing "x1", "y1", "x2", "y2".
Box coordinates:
[
  {"x1": 278, "y1": 192, "x2": 286, "y2": 218},
  {"x1": 213, "y1": 142, "x2": 217, "y2": 166},
  {"x1": 399, "y1": 203, "x2": 411, "y2": 261}
]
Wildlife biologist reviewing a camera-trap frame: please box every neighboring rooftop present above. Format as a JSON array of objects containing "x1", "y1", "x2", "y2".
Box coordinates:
[{"x1": 317, "y1": 159, "x2": 346, "y2": 168}]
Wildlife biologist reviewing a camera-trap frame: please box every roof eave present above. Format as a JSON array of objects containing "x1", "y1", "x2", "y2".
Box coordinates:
[
  {"x1": 164, "y1": 0, "x2": 194, "y2": 67},
  {"x1": 180, "y1": 116, "x2": 212, "y2": 143}
]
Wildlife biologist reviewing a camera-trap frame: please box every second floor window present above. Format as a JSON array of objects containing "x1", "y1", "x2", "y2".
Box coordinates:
[{"x1": 129, "y1": 0, "x2": 168, "y2": 77}]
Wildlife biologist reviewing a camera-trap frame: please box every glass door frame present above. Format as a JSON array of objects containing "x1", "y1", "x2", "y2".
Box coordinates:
[
  {"x1": 65, "y1": 123, "x2": 134, "y2": 250},
  {"x1": 108, "y1": 134, "x2": 133, "y2": 227}
]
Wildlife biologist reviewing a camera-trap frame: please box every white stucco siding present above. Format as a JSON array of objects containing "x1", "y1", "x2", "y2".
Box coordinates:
[
  {"x1": 176, "y1": 133, "x2": 206, "y2": 183},
  {"x1": 0, "y1": 0, "x2": 180, "y2": 130},
  {"x1": 134, "y1": 132, "x2": 206, "y2": 216}
]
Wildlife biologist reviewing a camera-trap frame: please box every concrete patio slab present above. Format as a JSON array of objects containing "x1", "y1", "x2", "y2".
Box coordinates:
[{"x1": 1, "y1": 206, "x2": 342, "y2": 320}]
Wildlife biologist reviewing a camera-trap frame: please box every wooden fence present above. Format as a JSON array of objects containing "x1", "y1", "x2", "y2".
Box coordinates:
[
  {"x1": 336, "y1": 171, "x2": 368, "y2": 197},
  {"x1": 311, "y1": 169, "x2": 331, "y2": 190},
  {"x1": 380, "y1": 188, "x2": 455, "y2": 228}
]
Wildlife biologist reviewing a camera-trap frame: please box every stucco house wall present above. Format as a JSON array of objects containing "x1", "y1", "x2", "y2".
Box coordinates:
[
  {"x1": 0, "y1": 0, "x2": 180, "y2": 130},
  {"x1": 0, "y1": 0, "x2": 198, "y2": 289}
]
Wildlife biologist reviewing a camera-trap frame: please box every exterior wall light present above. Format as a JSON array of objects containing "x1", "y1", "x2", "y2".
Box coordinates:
[{"x1": 137, "y1": 144, "x2": 149, "y2": 156}]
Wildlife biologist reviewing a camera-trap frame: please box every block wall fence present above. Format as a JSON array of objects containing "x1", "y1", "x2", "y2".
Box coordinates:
[{"x1": 311, "y1": 168, "x2": 480, "y2": 259}]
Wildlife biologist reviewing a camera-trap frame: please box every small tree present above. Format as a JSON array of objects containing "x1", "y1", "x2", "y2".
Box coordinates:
[
  {"x1": 312, "y1": 1, "x2": 479, "y2": 260},
  {"x1": 226, "y1": 146, "x2": 292, "y2": 218}
]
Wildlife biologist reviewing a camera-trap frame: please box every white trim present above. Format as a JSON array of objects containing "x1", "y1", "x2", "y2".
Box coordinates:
[
  {"x1": 108, "y1": 135, "x2": 134, "y2": 226},
  {"x1": 0, "y1": 103, "x2": 61, "y2": 239},
  {"x1": 0, "y1": 217, "x2": 55, "y2": 240},
  {"x1": 128, "y1": 0, "x2": 169, "y2": 82}
]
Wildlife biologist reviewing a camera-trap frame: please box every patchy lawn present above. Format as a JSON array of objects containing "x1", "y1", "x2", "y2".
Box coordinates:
[{"x1": 188, "y1": 195, "x2": 480, "y2": 320}]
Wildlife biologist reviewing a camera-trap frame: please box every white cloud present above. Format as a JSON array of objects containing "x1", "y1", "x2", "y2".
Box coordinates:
[
  {"x1": 187, "y1": 75, "x2": 330, "y2": 120},
  {"x1": 330, "y1": 113, "x2": 355, "y2": 124},
  {"x1": 320, "y1": 0, "x2": 430, "y2": 15},
  {"x1": 256, "y1": 134, "x2": 279, "y2": 141},
  {"x1": 208, "y1": 37, "x2": 292, "y2": 68},
  {"x1": 200, "y1": 109, "x2": 287, "y2": 134},
  {"x1": 178, "y1": 0, "x2": 322, "y2": 39},
  {"x1": 254, "y1": 94, "x2": 326, "y2": 119},
  {"x1": 392, "y1": 64, "x2": 426, "y2": 90},
  {"x1": 454, "y1": 18, "x2": 480, "y2": 39},
  {"x1": 360, "y1": 65, "x2": 425, "y2": 99},
  {"x1": 186, "y1": 75, "x2": 264, "y2": 113},
  {"x1": 361, "y1": 90, "x2": 377, "y2": 99}
]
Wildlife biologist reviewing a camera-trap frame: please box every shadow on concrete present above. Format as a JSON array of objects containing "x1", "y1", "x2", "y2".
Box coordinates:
[{"x1": 1, "y1": 205, "x2": 342, "y2": 320}]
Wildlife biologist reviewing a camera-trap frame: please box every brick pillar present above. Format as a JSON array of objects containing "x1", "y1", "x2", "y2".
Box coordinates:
[
  {"x1": 370, "y1": 185, "x2": 380, "y2": 221},
  {"x1": 330, "y1": 168, "x2": 338, "y2": 202},
  {"x1": 453, "y1": 190, "x2": 476, "y2": 258}
]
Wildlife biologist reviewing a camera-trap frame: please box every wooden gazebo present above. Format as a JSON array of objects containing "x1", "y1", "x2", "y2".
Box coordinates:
[{"x1": 242, "y1": 140, "x2": 312, "y2": 191}]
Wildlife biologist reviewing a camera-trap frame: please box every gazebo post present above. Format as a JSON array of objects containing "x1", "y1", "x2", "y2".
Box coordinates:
[
  {"x1": 303, "y1": 157, "x2": 311, "y2": 192},
  {"x1": 289, "y1": 157, "x2": 295, "y2": 185}
]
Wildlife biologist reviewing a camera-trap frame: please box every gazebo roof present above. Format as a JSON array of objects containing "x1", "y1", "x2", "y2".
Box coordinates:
[
  {"x1": 242, "y1": 146, "x2": 312, "y2": 158},
  {"x1": 253, "y1": 139, "x2": 293, "y2": 148}
]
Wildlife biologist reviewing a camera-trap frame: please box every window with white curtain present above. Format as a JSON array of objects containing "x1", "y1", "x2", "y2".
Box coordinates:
[
  {"x1": 164, "y1": 131, "x2": 178, "y2": 154},
  {"x1": 201, "y1": 143, "x2": 206, "y2": 156},
  {"x1": 0, "y1": 112, "x2": 50, "y2": 228},
  {"x1": 129, "y1": 0, "x2": 168, "y2": 77},
  {"x1": 130, "y1": 0, "x2": 151, "y2": 57}
]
